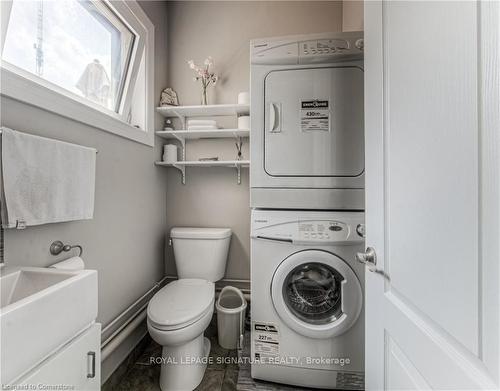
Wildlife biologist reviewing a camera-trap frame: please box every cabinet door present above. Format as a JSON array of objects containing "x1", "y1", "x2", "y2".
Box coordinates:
[{"x1": 18, "y1": 324, "x2": 101, "y2": 390}]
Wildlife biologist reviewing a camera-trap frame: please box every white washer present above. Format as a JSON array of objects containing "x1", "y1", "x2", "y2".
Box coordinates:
[
  {"x1": 250, "y1": 32, "x2": 364, "y2": 210},
  {"x1": 251, "y1": 209, "x2": 365, "y2": 390}
]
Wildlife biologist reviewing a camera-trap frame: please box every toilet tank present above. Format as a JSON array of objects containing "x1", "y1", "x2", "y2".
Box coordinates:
[{"x1": 170, "y1": 227, "x2": 232, "y2": 282}]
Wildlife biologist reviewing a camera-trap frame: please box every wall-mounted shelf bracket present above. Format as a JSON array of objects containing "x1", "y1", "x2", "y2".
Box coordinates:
[
  {"x1": 172, "y1": 163, "x2": 186, "y2": 185},
  {"x1": 169, "y1": 111, "x2": 186, "y2": 130},
  {"x1": 235, "y1": 163, "x2": 242, "y2": 185},
  {"x1": 169, "y1": 131, "x2": 186, "y2": 161}
]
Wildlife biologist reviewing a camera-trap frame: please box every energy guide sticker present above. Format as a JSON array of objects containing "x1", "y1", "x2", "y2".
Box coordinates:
[
  {"x1": 301, "y1": 99, "x2": 330, "y2": 132},
  {"x1": 253, "y1": 322, "x2": 279, "y2": 359}
]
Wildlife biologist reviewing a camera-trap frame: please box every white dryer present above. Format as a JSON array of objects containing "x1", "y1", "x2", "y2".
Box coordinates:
[
  {"x1": 250, "y1": 209, "x2": 365, "y2": 390},
  {"x1": 250, "y1": 32, "x2": 364, "y2": 210}
]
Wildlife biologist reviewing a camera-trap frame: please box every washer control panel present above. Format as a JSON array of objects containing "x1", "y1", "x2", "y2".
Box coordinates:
[
  {"x1": 298, "y1": 220, "x2": 348, "y2": 242},
  {"x1": 251, "y1": 211, "x2": 364, "y2": 245}
]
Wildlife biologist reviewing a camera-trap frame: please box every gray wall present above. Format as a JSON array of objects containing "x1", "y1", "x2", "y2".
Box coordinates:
[
  {"x1": 342, "y1": 0, "x2": 364, "y2": 32},
  {"x1": 164, "y1": 1, "x2": 343, "y2": 280},
  {"x1": 1, "y1": 0, "x2": 355, "y2": 319},
  {"x1": 1, "y1": 1, "x2": 169, "y2": 328}
]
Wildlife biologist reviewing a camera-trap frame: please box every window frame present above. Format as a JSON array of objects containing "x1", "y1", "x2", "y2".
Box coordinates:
[{"x1": 0, "y1": 0, "x2": 155, "y2": 146}]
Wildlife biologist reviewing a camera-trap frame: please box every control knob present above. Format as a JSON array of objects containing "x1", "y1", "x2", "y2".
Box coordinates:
[
  {"x1": 356, "y1": 224, "x2": 366, "y2": 238},
  {"x1": 355, "y1": 38, "x2": 364, "y2": 51}
]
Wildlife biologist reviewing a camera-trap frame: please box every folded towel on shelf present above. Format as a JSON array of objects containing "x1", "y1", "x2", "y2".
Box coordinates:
[
  {"x1": 0, "y1": 127, "x2": 97, "y2": 229},
  {"x1": 187, "y1": 119, "x2": 217, "y2": 127}
]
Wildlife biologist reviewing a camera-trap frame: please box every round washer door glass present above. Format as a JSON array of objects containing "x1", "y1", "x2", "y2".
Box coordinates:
[
  {"x1": 284, "y1": 262, "x2": 343, "y2": 325},
  {"x1": 271, "y1": 250, "x2": 362, "y2": 339}
]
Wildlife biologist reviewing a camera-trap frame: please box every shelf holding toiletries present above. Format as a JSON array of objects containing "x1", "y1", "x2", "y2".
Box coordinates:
[
  {"x1": 156, "y1": 128, "x2": 249, "y2": 140},
  {"x1": 156, "y1": 103, "x2": 249, "y2": 120},
  {"x1": 155, "y1": 101, "x2": 250, "y2": 184}
]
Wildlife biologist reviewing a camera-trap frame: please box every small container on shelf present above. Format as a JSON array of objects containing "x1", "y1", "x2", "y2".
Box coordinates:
[{"x1": 237, "y1": 115, "x2": 250, "y2": 130}]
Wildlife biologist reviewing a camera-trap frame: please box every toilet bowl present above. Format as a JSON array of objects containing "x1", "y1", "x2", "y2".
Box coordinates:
[
  {"x1": 147, "y1": 227, "x2": 232, "y2": 391},
  {"x1": 147, "y1": 279, "x2": 215, "y2": 390}
]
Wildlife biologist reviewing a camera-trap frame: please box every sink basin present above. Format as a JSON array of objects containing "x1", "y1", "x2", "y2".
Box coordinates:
[{"x1": 0, "y1": 266, "x2": 98, "y2": 384}]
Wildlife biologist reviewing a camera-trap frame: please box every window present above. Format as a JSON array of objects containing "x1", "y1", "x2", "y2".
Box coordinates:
[{"x1": 0, "y1": 0, "x2": 154, "y2": 146}]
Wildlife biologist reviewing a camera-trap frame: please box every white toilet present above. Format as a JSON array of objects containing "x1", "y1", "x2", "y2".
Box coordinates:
[{"x1": 147, "y1": 227, "x2": 232, "y2": 391}]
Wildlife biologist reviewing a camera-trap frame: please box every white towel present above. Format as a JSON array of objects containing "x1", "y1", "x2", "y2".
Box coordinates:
[
  {"x1": 187, "y1": 119, "x2": 217, "y2": 127},
  {"x1": 0, "y1": 128, "x2": 96, "y2": 228}
]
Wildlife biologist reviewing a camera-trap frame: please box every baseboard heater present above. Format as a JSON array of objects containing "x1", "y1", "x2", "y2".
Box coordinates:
[
  {"x1": 100, "y1": 276, "x2": 168, "y2": 361},
  {"x1": 100, "y1": 276, "x2": 250, "y2": 361}
]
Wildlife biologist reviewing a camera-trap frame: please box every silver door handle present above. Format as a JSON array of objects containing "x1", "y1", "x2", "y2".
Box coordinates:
[
  {"x1": 268, "y1": 102, "x2": 281, "y2": 133},
  {"x1": 356, "y1": 247, "x2": 377, "y2": 271},
  {"x1": 87, "y1": 351, "x2": 96, "y2": 378}
]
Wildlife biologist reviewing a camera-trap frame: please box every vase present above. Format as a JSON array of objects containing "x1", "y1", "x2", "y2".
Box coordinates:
[{"x1": 201, "y1": 87, "x2": 208, "y2": 105}]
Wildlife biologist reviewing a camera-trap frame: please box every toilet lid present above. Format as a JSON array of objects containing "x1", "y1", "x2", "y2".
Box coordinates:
[{"x1": 148, "y1": 279, "x2": 215, "y2": 330}]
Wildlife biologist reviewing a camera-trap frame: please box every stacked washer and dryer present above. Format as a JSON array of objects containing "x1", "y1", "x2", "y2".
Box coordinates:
[{"x1": 250, "y1": 32, "x2": 365, "y2": 390}]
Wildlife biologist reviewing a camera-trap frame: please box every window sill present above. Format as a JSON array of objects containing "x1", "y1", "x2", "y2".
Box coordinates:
[{"x1": 0, "y1": 67, "x2": 154, "y2": 147}]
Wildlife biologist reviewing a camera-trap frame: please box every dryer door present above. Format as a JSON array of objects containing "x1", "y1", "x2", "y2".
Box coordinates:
[
  {"x1": 264, "y1": 66, "x2": 364, "y2": 177},
  {"x1": 271, "y1": 249, "x2": 362, "y2": 339}
]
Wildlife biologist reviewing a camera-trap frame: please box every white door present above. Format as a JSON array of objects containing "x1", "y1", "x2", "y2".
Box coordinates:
[{"x1": 363, "y1": 1, "x2": 499, "y2": 390}]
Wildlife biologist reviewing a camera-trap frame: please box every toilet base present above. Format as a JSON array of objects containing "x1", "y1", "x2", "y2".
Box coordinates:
[{"x1": 159, "y1": 334, "x2": 211, "y2": 391}]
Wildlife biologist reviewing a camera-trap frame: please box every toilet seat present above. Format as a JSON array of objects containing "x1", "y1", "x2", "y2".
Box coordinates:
[{"x1": 147, "y1": 279, "x2": 215, "y2": 331}]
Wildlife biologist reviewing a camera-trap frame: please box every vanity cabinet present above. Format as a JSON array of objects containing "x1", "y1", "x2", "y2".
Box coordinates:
[{"x1": 17, "y1": 323, "x2": 101, "y2": 390}]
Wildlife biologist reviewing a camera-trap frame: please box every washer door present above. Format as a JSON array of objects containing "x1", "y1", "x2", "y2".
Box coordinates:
[{"x1": 271, "y1": 250, "x2": 362, "y2": 339}]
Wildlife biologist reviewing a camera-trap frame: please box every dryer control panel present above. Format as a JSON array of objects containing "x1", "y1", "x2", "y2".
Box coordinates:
[
  {"x1": 251, "y1": 31, "x2": 363, "y2": 65},
  {"x1": 251, "y1": 210, "x2": 364, "y2": 245}
]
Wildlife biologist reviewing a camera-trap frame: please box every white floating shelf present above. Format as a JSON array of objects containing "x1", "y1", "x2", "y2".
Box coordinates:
[
  {"x1": 155, "y1": 160, "x2": 249, "y2": 184},
  {"x1": 156, "y1": 128, "x2": 249, "y2": 140},
  {"x1": 157, "y1": 103, "x2": 249, "y2": 118},
  {"x1": 155, "y1": 160, "x2": 250, "y2": 168}
]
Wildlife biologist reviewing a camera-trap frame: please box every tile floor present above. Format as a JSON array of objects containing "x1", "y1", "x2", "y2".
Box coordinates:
[{"x1": 104, "y1": 316, "x2": 311, "y2": 391}]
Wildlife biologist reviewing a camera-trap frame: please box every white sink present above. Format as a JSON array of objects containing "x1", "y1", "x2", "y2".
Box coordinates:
[{"x1": 0, "y1": 266, "x2": 98, "y2": 384}]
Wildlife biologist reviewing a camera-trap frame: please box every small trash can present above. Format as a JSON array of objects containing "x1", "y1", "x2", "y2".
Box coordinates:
[{"x1": 216, "y1": 286, "x2": 247, "y2": 349}]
